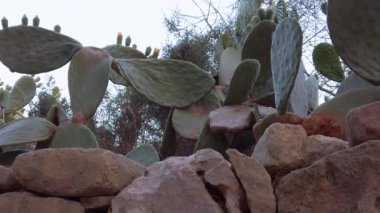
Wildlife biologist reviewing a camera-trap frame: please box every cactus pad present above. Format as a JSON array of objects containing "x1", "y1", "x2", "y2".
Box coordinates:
[
  {"x1": 336, "y1": 73, "x2": 375, "y2": 95},
  {"x1": 328, "y1": 0, "x2": 380, "y2": 85},
  {"x1": 116, "y1": 59, "x2": 215, "y2": 107},
  {"x1": 172, "y1": 90, "x2": 221, "y2": 140},
  {"x1": 50, "y1": 123, "x2": 98, "y2": 148},
  {"x1": 271, "y1": 18, "x2": 303, "y2": 115},
  {"x1": 305, "y1": 75, "x2": 319, "y2": 111},
  {"x1": 0, "y1": 26, "x2": 82, "y2": 74},
  {"x1": 242, "y1": 20, "x2": 277, "y2": 87},
  {"x1": 0, "y1": 89, "x2": 10, "y2": 108},
  {"x1": 159, "y1": 109, "x2": 177, "y2": 159},
  {"x1": 0, "y1": 118, "x2": 56, "y2": 147},
  {"x1": 224, "y1": 59, "x2": 261, "y2": 106},
  {"x1": 194, "y1": 119, "x2": 229, "y2": 156},
  {"x1": 69, "y1": 47, "x2": 111, "y2": 122},
  {"x1": 5, "y1": 76, "x2": 36, "y2": 113},
  {"x1": 126, "y1": 144, "x2": 160, "y2": 167},
  {"x1": 218, "y1": 47, "x2": 242, "y2": 85},
  {"x1": 312, "y1": 43, "x2": 344, "y2": 82},
  {"x1": 288, "y1": 61, "x2": 308, "y2": 116}
]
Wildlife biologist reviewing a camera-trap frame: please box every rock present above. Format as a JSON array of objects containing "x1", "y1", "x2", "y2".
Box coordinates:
[
  {"x1": 111, "y1": 149, "x2": 246, "y2": 213},
  {"x1": 80, "y1": 195, "x2": 113, "y2": 212},
  {"x1": 0, "y1": 165, "x2": 21, "y2": 193},
  {"x1": 302, "y1": 111, "x2": 346, "y2": 140},
  {"x1": 12, "y1": 148, "x2": 144, "y2": 197},
  {"x1": 252, "y1": 123, "x2": 307, "y2": 176},
  {"x1": 209, "y1": 105, "x2": 254, "y2": 134},
  {"x1": 276, "y1": 140, "x2": 380, "y2": 213},
  {"x1": 253, "y1": 112, "x2": 304, "y2": 141},
  {"x1": 226, "y1": 149, "x2": 276, "y2": 213},
  {"x1": 302, "y1": 135, "x2": 348, "y2": 167},
  {"x1": 346, "y1": 101, "x2": 380, "y2": 147},
  {"x1": 0, "y1": 191, "x2": 85, "y2": 213}
]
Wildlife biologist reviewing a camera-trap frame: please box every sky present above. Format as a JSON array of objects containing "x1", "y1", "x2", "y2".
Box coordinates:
[{"x1": 0, "y1": 0, "x2": 235, "y2": 97}]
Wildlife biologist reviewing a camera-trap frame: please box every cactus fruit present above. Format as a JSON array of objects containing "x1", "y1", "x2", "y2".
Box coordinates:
[
  {"x1": 0, "y1": 117, "x2": 56, "y2": 147},
  {"x1": 116, "y1": 32, "x2": 123, "y2": 45},
  {"x1": 125, "y1": 35, "x2": 131, "y2": 46},
  {"x1": 115, "y1": 59, "x2": 215, "y2": 108},
  {"x1": 32, "y1": 15, "x2": 40, "y2": 27},
  {"x1": 21, "y1": 14, "x2": 28, "y2": 26},
  {"x1": 132, "y1": 44, "x2": 137, "y2": 49},
  {"x1": 126, "y1": 144, "x2": 160, "y2": 166},
  {"x1": 1, "y1": 17, "x2": 8, "y2": 29},
  {"x1": 224, "y1": 59, "x2": 261, "y2": 106},
  {"x1": 54, "y1": 25, "x2": 61, "y2": 33},
  {"x1": 265, "y1": 7, "x2": 275, "y2": 20},
  {"x1": 271, "y1": 18, "x2": 303, "y2": 115},
  {"x1": 258, "y1": 8, "x2": 266, "y2": 20},
  {"x1": 242, "y1": 20, "x2": 277, "y2": 87},
  {"x1": 68, "y1": 47, "x2": 111, "y2": 123},
  {"x1": 145, "y1": 46, "x2": 152, "y2": 56},
  {"x1": 172, "y1": 90, "x2": 221, "y2": 140},
  {"x1": 312, "y1": 43, "x2": 344, "y2": 82},
  {"x1": 328, "y1": 0, "x2": 380, "y2": 85},
  {"x1": 0, "y1": 25, "x2": 82, "y2": 74}
]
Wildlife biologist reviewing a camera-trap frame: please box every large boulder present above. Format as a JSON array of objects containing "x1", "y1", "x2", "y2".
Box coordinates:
[
  {"x1": 111, "y1": 149, "x2": 247, "y2": 213},
  {"x1": 12, "y1": 148, "x2": 144, "y2": 197},
  {"x1": 276, "y1": 140, "x2": 380, "y2": 212},
  {"x1": 0, "y1": 165, "x2": 21, "y2": 193}
]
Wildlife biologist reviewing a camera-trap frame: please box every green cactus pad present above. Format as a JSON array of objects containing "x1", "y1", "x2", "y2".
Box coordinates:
[
  {"x1": 288, "y1": 61, "x2": 308, "y2": 116},
  {"x1": 312, "y1": 43, "x2": 344, "y2": 82},
  {"x1": 172, "y1": 90, "x2": 221, "y2": 140},
  {"x1": 0, "y1": 117, "x2": 56, "y2": 147},
  {"x1": 50, "y1": 123, "x2": 98, "y2": 148},
  {"x1": 242, "y1": 20, "x2": 277, "y2": 87},
  {"x1": 159, "y1": 109, "x2": 177, "y2": 159},
  {"x1": 271, "y1": 18, "x2": 303, "y2": 115},
  {"x1": 336, "y1": 73, "x2": 375, "y2": 95},
  {"x1": 45, "y1": 104, "x2": 69, "y2": 126},
  {"x1": 5, "y1": 76, "x2": 36, "y2": 113},
  {"x1": 194, "y1": 119, "x2": 229, "y2": 157},
  {"x1": 0, "y1": 89, "x2": 10, "y2": 108},
  {"x1": 328, "y1": 0, "x2": 380, "y2": 85},
  {"x1": 116, "y1": 59, "x2": 215, "y2": 108},
  {"x1": 224, "y1": 59, "x2": 261, "y2": 106},
  {"x1": 69, "y1": 47, "x2": 111, "y2": 122},
  {"x1": 305, "y1": 75, "x2": 319, "y2": 111},
  {"x1": 218, "y1": 47, "x2": 242, "y2": 85},
  {"x1": 0, "y1": 26, "x2": 82, "y2": 74},
  {"x1": 126, "y1": 144, "x2": 160, "y2": 167},
  {"x1": 276, "y1": 0, "x2": 287, "y2": 21},
  {"x1": 103, "y1": 45, "x2": 146, "y2": 86}
]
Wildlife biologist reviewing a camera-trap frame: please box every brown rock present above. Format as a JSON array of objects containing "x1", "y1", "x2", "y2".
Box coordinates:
[
  {"x1": 253, "y1": 112, "x2": 304, "y2": 141},
  {"x1": 346, "y1": 101, "x2": 380, "y2": 147},
  {"x1": 302, "y1": 111, "x2": 346, "y2": 140},
  {"x1": 0, "y1": 165, "x2": 21, "y2": 193},
  {"x1": 276, "y1": 140, "x2": 380, "y2": 213},
  {"x1": 303, "y1": 135, "x2": 348, "y2": 167},
  {"x1": 12, "y1": 148, "x2": 144, "y2": 197},
  {"x1": 111, "y1": 149, "x2": 246, "y2": 213},
  {"x1": 252, "y1": 123, "x2": 307, "y2": 176},
  {"x1": 226, "y1": 149, "x2": 276, "y2": 213},
  {"x1": 209, "y1": 105, "x2": 254, "y2": 134},
  {"x1": 80, "y1": 195, "x2": 113, "y2": 212},
  {"x1": 0, "y1": 191, "x2": 84, "y2": 213}
]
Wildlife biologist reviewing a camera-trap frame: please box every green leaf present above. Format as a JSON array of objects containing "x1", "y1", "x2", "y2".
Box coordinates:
[
  {"x1": 116, "y1": 59, "x2": 215, "y2": 107},
  {"x1": 69, "y1": 47, "x2": 111, "y2": 121},
  {"x1": 5, "y1": 76, "x2": 36, "y2": 113},
  {"x1": 224, "y1": 59, "x2": 261, "y2": 105},
  {"x1": 126, "y1": 144, "x2": 160, "y2": 167},
  {"x1": 0, "y1": 26, "x2": 82, "y2": 74},
  {"x1": 271, "y1": 18, "x2": 303, "y2": 115},
  {"x1": 172, "y1": 90, "x2": 221, "y2": 140},
  {"x1": 0, "y1": 118, "x2": 56, "y2": 147},
  {"x1": 50, "y1": 123, "x2": 98, "y2": 148}
]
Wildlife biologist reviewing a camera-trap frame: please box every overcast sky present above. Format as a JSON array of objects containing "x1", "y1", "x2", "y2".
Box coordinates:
[{"x1": 0, "y1": 0, "x2": 234, "y2": 96}]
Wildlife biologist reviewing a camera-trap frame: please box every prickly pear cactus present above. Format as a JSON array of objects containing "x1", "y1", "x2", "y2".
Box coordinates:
[
  {"x1": 328, "y1": 0, "x2": 380, "y2": 85},
  {"x1": 126, "y1": 144, "x2": 160, "y2": 167},
  {"x1": 275, "y1": 0, "x2": 288, "y2": 21},
  {"x1": 218, "y1": 47, "x2": 242, "y2": 85},
  {"x1": 305, "y1": 75, "x2": 319, "y2": 111},
  {"x1": 242, "y1": 20, "x2": 277, "y2": 87},
  {"x1": 271, "y1": 18, "x2": 303, "y2": 115},
  {"x1": 159, "y1": 109, "x2": 177, "y2": 159},
  {"x1": 288, "y1": 61, "x2": 308, "y2": 116},
  {"x1": 50, "y1": 123, "x2": 98, "y2": 148},
  {"x1": 336, "y1": 72, "x2": 375, "y2": 95},
  {"x1": 69, "y1": 47, "x2": 111, "y2": 122},
  {"x1": 194, "y1": 119, "x2": 229, "y2": 157},
  {"x1": 115, "y1": 59, "x2": 215, "y2": 108},
  {"x1": 312, "y1": 43, "x2": 344, "y2": 82},
  {"x1": 224, "y1": 59, "x2": 261, "y2": 105},
  {"x1": 4, "y1": 76, "x2": 36, "y2": 114},
  {"x1": 0, "y1": 25, "x2": 82, "y2": 74}
]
